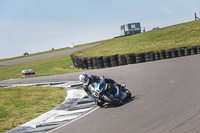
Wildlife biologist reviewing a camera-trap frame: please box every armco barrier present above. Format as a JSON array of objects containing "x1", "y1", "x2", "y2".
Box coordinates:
[{"x1": 70, "y1": 45, "x2": 200, "y2": 69}]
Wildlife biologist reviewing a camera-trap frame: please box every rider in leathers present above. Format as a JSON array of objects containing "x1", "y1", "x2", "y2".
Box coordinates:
[{"x1": 79, "y1": 73, "x2": 117, "y2": 106}]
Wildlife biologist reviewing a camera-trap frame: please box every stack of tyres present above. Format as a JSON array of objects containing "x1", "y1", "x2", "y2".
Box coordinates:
[
  {"x1": 176, "y1": 47, "x2": 185, "y2": 57},
  {"x1": 81, "y1": 57, "x2": 88, "y2": 69},
  {"x1": 77, "y1": 57, "x2": 83, "y2": 68},
  {"x1": 118, "y1": 54, "x2": 127, "y2": 65},
  {"x1": 110, "y1": 55, "x2": 119, "y2": 67},
  {"x1": 144, "y1": 52, "x2": 151, "y2": 62},
  {"x1": 154, "y1": 52, "x2": 160, "y2": 60},
  {"x1": 165, "y1": 50, "x2": 172, "y2": 59},
  {"x1": 149, "y1": 52, "x2": 155, "y2": 61},
  {"x1": 171, "y1": 49, "x2": 178, "y2": 58},
  {"x1": 145, "y1": 52, "x2": 155, "y2": 62},
  {"x1": 92, "y1": 57, "x2": 98, "y2": 69},
  {"x1": 190, "y1": 46, "x2": 197, "y2": 55},
  {"x1": 103, "y1": 56, "x2": 111, "y2": 68},
  {"x1": 87, "y1": 57, "x2": 93, "y2": 69},
  {"x1": 197, "y1": 45, "x2": 200, "y2": 54},
  {"x1": 184, "y1": 47, "x2": 191, "y2": 56},
  {"x1": 96, "y1": 56, "x2": 104, "y2": 69},
  {"x1": 135, "y1": 53, "x2": 145, "y2": 63},
  {"x1": 159, "y1": 50, "x2": 166, "y2": 60},
  {"x1": 126, "y1": 53, "x2": 135, "y2": 64}
]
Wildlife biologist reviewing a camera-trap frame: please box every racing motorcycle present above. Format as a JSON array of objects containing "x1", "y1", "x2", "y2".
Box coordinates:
[{"x1": 88, "y1": 82, "x2": 131, "y2": 106}]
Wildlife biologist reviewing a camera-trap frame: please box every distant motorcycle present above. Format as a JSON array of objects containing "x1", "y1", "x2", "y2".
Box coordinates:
[{"x1": 88, "y1": 82, "x2": 131, "y2": 106}]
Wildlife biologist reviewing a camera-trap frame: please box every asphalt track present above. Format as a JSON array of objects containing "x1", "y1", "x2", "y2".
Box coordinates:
[{"x1": 1, "y1": 54, "x2": 200, "y2": 133}]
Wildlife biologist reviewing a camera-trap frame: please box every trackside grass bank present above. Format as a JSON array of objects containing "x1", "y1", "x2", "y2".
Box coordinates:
[
  {"x1": 73, "y1": 20, "x2": 200, "y2": 57},
  {"x1": 0, "y1": 54, "x2": 87, "y2": 81},
  {"x1": 0, "y1": 40, "x2": 106, "y2": 63},
  {"x1": 0, "y1": 86, "x2": 66, "y2": 132}
]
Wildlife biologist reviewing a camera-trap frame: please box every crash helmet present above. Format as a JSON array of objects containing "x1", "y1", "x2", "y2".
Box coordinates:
[{"x1": 79, "y1": 73, "x2": 89, "y2": 85}]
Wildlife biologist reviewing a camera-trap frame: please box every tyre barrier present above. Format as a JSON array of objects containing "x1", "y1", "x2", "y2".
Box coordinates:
[
  {"x1": 191, "y1": 46, "x2": 197, "y2": 55},
  {"x1": 154, "y1": 52, "x2": 160, "y2": 60},
  {"x1": 92, "y1": 57, "x2": 98, "y2": 69},
  {"x1": 159, "y1": 50, "x2": 166, "y2": 60},
  {"x1": 70, "y1": 45, "x2": 200, "y2": 69},
  {"x1": 177, "y1": 47, "x2": 185, "y2": 57},
  {"x1": 126, "y1": 53, "x2": 135, "y2": 64},
  {"x1": 87, "y1": 57, "x2": 93, "y2": 69},
  {"x1": 197, "y1": 46, "x2": 200, "y2": 54},
  {"x1": 184, "y1": 47, "x2": 191, "y2": 56},
  {"x1": 110, "y1": 54, "x2": 119, "y2": 67},
  {"x1": 165, "y1": 50, "x2": 172, "y2": 59},
  {"x1": 118, "y1": 54, "x2": 127, "y2": 65},
  {"x1": 171, "y1": 49, "x2": 178, "y2": 58},
  {"x1": 96, "y1": 56, "x2": 104, "y2": 69},
  {"x1": 103, "y1": 56, "x2": 111, "y2": 68},
  {"x1": 145, "y1": 52, "x2": 155, "y2": 62},
  {"x1": 135, "y1": 53, "x2": 145, "y2": 63}
]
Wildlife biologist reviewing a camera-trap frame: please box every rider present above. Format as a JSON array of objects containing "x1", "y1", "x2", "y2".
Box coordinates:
[{"x1": 79, "y1": 73, "x2": 125, "y2": 106}]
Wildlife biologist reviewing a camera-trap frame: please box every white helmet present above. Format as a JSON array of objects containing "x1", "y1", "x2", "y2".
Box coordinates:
[{"x1": 79, "y1": 73, "x2": 89, "y2": 85}]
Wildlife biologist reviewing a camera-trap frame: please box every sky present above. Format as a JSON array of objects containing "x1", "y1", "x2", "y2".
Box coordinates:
[{"x1": 0, "y1": 0, "x2": 199, "y2": 59}]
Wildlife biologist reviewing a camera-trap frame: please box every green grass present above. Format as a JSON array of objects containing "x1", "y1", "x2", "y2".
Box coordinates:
[
  {"x1": 0, "y1": 40, "x2": 105, "y2": 63},
  {"x1": 73, "y1": 20, "x2": 200, "y2": 57},
  {"x1": 0, "y1": 86, "x2": 66, "y2": 132},
  {"x1": 0, "y1": 53, "x2": 88, "y2": 81}
]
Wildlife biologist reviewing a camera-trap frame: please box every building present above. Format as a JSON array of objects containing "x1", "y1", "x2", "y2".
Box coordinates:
[{"x1": 121, "y1": 22, "x2": 141, "y2": 36}]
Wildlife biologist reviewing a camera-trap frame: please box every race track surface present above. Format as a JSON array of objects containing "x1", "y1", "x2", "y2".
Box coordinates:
[{"x1": 1, "y1": 54, "x2": 200, "y2": 133}]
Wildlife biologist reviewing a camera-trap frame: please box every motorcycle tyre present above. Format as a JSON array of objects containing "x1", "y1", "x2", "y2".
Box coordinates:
[
  {"x1": 103, "y1": 95, "x2": 123, "y2": 106},
  {"x1": 123, "y1": 88, "x2": 131, "y2": 99}
]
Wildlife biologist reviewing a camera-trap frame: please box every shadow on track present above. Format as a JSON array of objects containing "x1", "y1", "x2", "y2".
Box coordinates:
[{"x1": 100, "y1": 96, "x2": 138, "y2": 108}]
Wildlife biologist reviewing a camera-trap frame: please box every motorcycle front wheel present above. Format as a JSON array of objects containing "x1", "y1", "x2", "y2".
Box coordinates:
[{"x1": 123, "y1": 88, "x2": 131, "y2": 99}]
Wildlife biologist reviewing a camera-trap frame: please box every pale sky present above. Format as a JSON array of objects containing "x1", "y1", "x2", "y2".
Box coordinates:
[{"x1": 0, "y1": 0, "x2": 199, "y2": 59}]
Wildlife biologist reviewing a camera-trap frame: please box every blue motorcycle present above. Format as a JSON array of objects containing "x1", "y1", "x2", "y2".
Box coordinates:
[{"x1": 88, "y1": 82, "x2": 131, "y2": 106}]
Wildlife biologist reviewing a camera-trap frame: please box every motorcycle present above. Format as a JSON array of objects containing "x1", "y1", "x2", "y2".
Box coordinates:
[{"x1": 88, "y1": 82, "x2": 131, "y2": 106}]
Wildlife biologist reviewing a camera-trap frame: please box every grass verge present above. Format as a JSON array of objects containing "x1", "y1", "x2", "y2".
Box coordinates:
[
  {"x1": 0, "y1": 86, "x2": 66, "y2": 132},
  {"x1": 0, "y1": 40, "x2": 106, "y2": 63},
  {"x1": 73, "y1": 20, "x2": 200, "y2": 57},
  {"x1": 0, "y1": 54, "x2": 87, "y2": 81}
]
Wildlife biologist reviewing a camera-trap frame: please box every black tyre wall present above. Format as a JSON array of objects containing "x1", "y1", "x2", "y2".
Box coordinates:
[
  {"x1": 165, "y1": 50, "x2": 172, "y2": 59},
  {"x1": 81, "y1": 57, "x2": 88, "y2": 69},
  {"x1": 87, "y1": 57, "x2": 93, "y2": 69},
  {"x1": 171, "y1": 49, "x2": 178, "y2": 58},
  {"x1": 110, "y1": 55, "x2": 119, "y2": 67},
  {"x1": 197, "y1": 45, "x2": 200, "y2": 54},
  {"x1": 92, "y1": 57, "x2": 98, "y2": 69},
  {"x1": 103, "y1": 56, "x2": 111, "y2": 68},
  {"x1": 118, "y1": 54, "x2": 127, "y2": 65},
  {"x1": 154, "y1": 52, "x2": 160, "y2": 60},
  {"x1": 159, "y1": 50, "x2": 166, "y2": 60},
  {"x1": 184, "y1": 47, "x2": 191, "y2": 56},
  {"x1": 126, "y1": 53, "x2": 135, "y2": 64},
  {"x1": 176, "y1": 47, "x2": 185, "y2": 57},
  {"x1": 70, "y1": 45, "x2": 200, "y2": 69},
  {"x1": 145, "y1": 52, "x2": 155, "y2": 62},
  {"x1": 135, "y1": 53, "x2": 145, "y2": 63},
  {"x1": 96, "y1": 56, "x2": 104, "y2": 69},
  {"x1": 190, "y1": 46, "x2": 197, "y2": 55}
]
